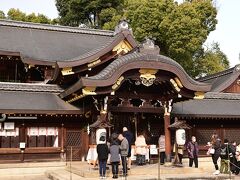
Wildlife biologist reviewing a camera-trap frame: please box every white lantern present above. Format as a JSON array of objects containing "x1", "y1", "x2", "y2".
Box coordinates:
[
  {"x1": 96, "y1": 128, "x2": 106, "y2": 144},
  {"x1": 176, "y1": 129, "x2": 186, "y2": 146}
]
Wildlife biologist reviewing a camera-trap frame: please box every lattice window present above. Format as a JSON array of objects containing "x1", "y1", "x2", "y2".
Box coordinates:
[
  {"x1": 195, "y1": 129, "x2": 216, "y2": 145},
  {"x1": 66, "y1": 131, "x2": 81, "y2": 147},
  {"x1": 224, "y1": 129, "x2": 240, "y2": 143},
  {"x1": 66, "y1": 147, "x2": 82, "y2": 160},
  {"x1": 66, "y1": 130, "x2": 82, "y2": 161}
]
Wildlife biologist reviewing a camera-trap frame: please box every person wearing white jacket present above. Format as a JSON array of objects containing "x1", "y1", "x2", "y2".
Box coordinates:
[{"x1": 135, "y1": 133, "x2": 147, "y2": 165}]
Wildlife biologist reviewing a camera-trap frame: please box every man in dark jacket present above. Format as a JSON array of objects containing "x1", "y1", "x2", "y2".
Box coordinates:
[
  {"x1": 122, "y1": 127, "x2": 133, "y2": 170},
  {"x1": 97, "y1": 136, "x2": 109, "y2": 179},
  {"x1": 118, "y1": 133, "x2": 129, "y2": 177},
  {"x1": 186, "y1": 136, "x2": 199, "y2": 168},
  {"x1": 220, "y1": 139, "x2": 233, "y2": 174}
]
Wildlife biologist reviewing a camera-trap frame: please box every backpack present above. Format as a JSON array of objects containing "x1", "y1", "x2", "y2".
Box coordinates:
[{"x1": 220, "y1": 146, "x2": 227, "y2": 156}]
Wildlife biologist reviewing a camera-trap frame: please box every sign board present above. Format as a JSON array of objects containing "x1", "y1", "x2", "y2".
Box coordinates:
[
  {"x1": 4, "y1": 122, "x2": 14, "y2": 130},
  {"x1": 19, "y1": 142, "x2": 26, "y2": 149},
  {"x1": 150, "y1": 148, "x2": 158, "y2": 155}
]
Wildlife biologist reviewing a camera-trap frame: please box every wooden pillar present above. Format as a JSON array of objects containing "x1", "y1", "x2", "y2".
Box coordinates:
[
  {"x1": 164, "y1": 113, "x2": 171, "y2": 162},
  {"x1": 60, "y1": 123, "x2": 65, "y2": 161},
  {"x1": 61, "y1": 124, "x2": 64, "y2": 151}
]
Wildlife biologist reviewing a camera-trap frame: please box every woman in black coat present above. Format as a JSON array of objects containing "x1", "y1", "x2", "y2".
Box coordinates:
[
  {"x1": 210, "y1": 133, "x2": 221, "y2": 175},
  {"x1": 97, "y1": 136, "x2": 109, "y2": 178}
]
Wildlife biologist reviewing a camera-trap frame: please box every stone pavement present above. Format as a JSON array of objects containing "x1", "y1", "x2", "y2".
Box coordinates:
[{"x1": 0, "y1": 158, "x2": 238, "y2": 180}]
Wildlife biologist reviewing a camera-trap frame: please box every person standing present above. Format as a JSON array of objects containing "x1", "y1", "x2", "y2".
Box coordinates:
[
  {"x1": 219, "y1": 139, "x2": 233, "y2": 174},
  {"x1": 235, "y1": 143, "x2": 240, "y2": 175},
  {"x1": 186, "y1": 136, "x2": 199, "y2": 168},
  {"x1": 229, "y1": 141, "x2": 237, "y2": 174},
  {"x1": 110, "y1": 136, "x2": 120, "y2": 179},
  {"x1": 122, "y1": 127, "x2": 133, "y2": 170},
  {"x1": 158, "y1": 134, "x2": 165, "y2": 165},
  {"x1": 135, "y1": 133, "x2": 147, "y2": 165},
  {"x1": 210, "y1": 133, "x2": 221, "y2": 175},
  {"x1": 118, "y1": 134, "x2": 129, "y2": 177},
  {"x1": 96, "y1": 136, "x2": 109, "y2": 179}
]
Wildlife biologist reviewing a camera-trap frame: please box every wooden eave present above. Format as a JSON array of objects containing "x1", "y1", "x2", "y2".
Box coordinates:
[
  {"x1": 60, "y1": 53, "x2": 211, "y2": 101},
  {"x1": 57, "y1": 30, "x2": 137, "y2": 68},
  {"x1": 0, "y1": 50, "x2": 20, "y2": 57},
  {"x1": 109, "y1": 106, "x2": 164, "y2": 114},
  {"x1": 49, "y1": 31, "x2": 137, "y2": 83}
]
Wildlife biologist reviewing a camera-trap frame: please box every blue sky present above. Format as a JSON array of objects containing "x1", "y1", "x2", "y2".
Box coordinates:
[{"x1": 1, "y1": 0, "x2": 239, "y2": 67}]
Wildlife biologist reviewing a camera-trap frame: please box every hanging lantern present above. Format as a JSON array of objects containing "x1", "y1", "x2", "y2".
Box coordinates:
[{"x1": 176, "y1": 129, "x2": 186, "y2": 146}]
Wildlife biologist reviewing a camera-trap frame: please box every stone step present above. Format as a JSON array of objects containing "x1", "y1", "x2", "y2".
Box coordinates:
[{"x1": 0, "y1": 161, "x2": 65, "y2": 176}]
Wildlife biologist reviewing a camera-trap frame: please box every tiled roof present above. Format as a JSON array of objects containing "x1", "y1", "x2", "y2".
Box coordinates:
[
  {"x1": 205, "y1": 92, "x2": 240, "y2": 100},
  {"x1": 173, "y1": 92, "x2": 240, "y2": 118},
  {"x1": 172, "y1": 98, "x2": 240, "y2": 118},
  {"x1": 0, "y1": 91, "x2": 81, "y2": 114},
  {"x1": 197, "y1": 64, "x2": 240, "y2": 92},
  {"x1": 0, "y1": 19, "x2": 113, "y2": 36},
  {"x1": 0, "y1": 19, "x2": 115, "y2": 64}
]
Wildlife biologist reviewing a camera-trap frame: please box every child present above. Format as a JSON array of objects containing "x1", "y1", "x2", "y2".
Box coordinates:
[
  {"x1": 109, "y1": 135, "x2": 120, "y2": 179},
  {"x1": 97, "y1": 136, "x2": 109, "y2": 179}
]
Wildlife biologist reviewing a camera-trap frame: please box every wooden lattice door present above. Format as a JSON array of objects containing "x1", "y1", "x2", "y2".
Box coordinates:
[{"x1": 66, "y1": 130, "x2": 82, "y2": 161}]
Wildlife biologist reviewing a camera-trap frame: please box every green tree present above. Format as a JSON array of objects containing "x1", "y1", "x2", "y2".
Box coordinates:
[
  {"x1": 6, "y1": 8, "x2": 54, "y2": 24},
  {"x1": 7, "y1": 8, "x2": 26, "y2": 21},
  {"x1": 193, "y1": 42, "x2": 229, "y2": 77},
  {"x1": 123, "y1": 0, "x2": 219, "y2": 77},
  {"x1": 55, "y1": 0, "x2": 124, "y2": 28},
  {"x1": 0, "y1": 10, "x2": 5, "y2": 19}
]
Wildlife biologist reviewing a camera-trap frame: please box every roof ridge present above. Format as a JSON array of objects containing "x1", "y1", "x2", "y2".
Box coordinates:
[
  {"x1": 197, "y1": 67, "x2": 235, "y2": 82},
  {"x1": 205, "y1": 92, "x2": 240, "y2": 99},
  {"x1": 0, "y1": 82, "x2": 63, "y2": 93},
  {"x1": 0, "y1": 19, "x2": 114, "y2": 36}
]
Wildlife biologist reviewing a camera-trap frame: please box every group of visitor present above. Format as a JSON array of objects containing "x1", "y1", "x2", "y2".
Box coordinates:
[
  {"x1": 96, "y1": 127, "x2": 148, "y2": 179},
  {"x1": 159, "y1": 132, "x2": 240, "y2": 176},
  {"x1": 208, "y1": 133, "x2": 240, "y2": 175}
]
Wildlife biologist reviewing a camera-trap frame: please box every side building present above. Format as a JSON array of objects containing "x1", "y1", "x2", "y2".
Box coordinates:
[{"x1": 173, "y1": 65, "x2": 240, "y2": 155}]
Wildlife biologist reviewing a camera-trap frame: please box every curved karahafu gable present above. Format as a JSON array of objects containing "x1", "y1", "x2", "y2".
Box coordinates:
[{"x1": 60, "y1": 46, "x2": 211, "y2": 102}]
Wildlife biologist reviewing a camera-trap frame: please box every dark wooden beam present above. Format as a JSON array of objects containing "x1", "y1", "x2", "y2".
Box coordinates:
[{"x1": 109, "y1": 106, "x2": 163, "y2": 113}]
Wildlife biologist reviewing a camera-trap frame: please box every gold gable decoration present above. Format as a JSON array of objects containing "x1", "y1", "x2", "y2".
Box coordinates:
[
  {"x1": 170, "y1": 79, "x2": 181, "y2": 92},
  {"x1": 87, "y1": 59, "x2": 101, "y2": 68},
  {"x1": 82, "y1": 87, "x2": 97, "y2": 95},
  {"x1": 194, "y1": 92, "x2": 205, "y2": 99},
  {"x1": 113, "y1": 40, "x2": 132, "y2": 54},
  {"x1": 139, "y1": 69, "x2": 158, "y2": 87},
  {"x1": 67, "y1": 94, "x2": 86, "y2": 103},
  {"x1": 112, "y1": 76, "x2": 124, "y2": 90},
  {"x1": 61, "y1": 67, "x2": 74, "y2": 76}
]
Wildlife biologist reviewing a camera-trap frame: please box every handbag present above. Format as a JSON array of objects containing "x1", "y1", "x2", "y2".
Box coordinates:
[{"x1": 209, "y1": 148, "x2": 215, "y2": 154}]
